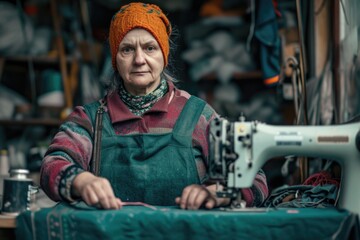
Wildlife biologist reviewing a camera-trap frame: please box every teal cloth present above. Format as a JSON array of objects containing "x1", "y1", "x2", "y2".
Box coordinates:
[
  {"x1": 263, "y1": 184, "x2": 338, "y2": 208},
  {"x1": 16, "y1": 202, "x2": 358, "y2": 240},
  {"x1": 84, "y1": 96, "x2": 205, "y2": 205},
  {"x1": 302, "y1": 184, "x2": 338, "y2": 203}
]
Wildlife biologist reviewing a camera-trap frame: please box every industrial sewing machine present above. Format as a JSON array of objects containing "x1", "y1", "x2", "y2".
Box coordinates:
[{"x1": 208, "y1": 116, "x2": 360, "y2": 215}]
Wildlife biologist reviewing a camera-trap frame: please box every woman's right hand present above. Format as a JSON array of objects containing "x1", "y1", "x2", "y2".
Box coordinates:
[{"x1": 72, "y1": 171, "x2": 122, "y2": 210}]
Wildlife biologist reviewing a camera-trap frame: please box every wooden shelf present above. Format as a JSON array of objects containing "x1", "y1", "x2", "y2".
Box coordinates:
[
  {"x1": 232, "y1": 71, "x2": 263, "y2": 80},
  {"x1": 200, "y1": 70, "x2": 263, "y2": 82},
  {"x1": 0, "y1": 118, "x2": 62, "y2": 127},
  {"x1": 0, "y1": 215, "x2": 16, "y2": 240},
  {"x1": 0, "y1": 215, "x2": 16, "y2": 228},
  {"x1": 0, "y1": 55, "x2": 74, "y2": 65}
]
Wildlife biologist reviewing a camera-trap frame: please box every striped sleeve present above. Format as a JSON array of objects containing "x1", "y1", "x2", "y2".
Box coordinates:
[
  {"x1": 193, "y1": 103, "x2": 218, "y2": 183},
  {"x1": 241, "y1": 169, "x2": 269, "y2": 207},
  {"x1": 40, "y1": 106, "x2": 94, "y2": 202}
]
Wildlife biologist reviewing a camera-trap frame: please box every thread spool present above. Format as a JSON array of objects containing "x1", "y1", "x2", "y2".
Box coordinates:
[
  {"x1": 1, "y1": 169, "x2": 36, "y2": 216},
  {"x1": 0, "y1": 149, "x2": 10, "y2": 205}
]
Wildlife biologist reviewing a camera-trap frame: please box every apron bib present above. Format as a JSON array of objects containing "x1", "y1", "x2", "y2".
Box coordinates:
[{"x1": 84, "y1": 96, "x2": 206, "y2": 205}]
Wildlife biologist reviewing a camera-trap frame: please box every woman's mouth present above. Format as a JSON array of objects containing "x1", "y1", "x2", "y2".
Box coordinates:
[{"x1": 132, "y1": 71, "x2": 148, "y2": 74}]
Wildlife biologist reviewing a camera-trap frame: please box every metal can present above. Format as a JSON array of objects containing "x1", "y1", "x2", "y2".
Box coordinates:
[{"x1": 1, "y1": 169, "x2": 34, "y2": 216}]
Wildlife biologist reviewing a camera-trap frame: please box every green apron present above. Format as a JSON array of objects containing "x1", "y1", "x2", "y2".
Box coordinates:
[{"x1": 84, "y1": 96, "x2": 206, "y2": 206}]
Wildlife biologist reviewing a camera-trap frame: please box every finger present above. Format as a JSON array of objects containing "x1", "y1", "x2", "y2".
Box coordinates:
[
  {"x1": 81, "y1": 178, "x2": 110, "y2": 208},
  {"x1": 116, "y1": 198, "x2": 123, "y2": 209},
  {"x1": 191, "y1": 188, "x2": 209, "y2": 210},
  {"x1": 93, "y1": 179, "x2": 114, "y2": 209},
  {"x1": 82, "y1": 187, "x2": 99, "y2": 206},
  {"x1": 102, "y1": 181, "x2": 122, "y2": 210},
  {"x1": 179, "y1": 186, "x2": 193, "y2": 209},
  {"x1": 98, "y1": 180, "x2": 123, "y2": 210},
  {"x1": 185, "y1": 187, "x2": 204, "y2": 210},
  {"x1": 97, "y1": 192, "x2": 111, "y2": 209},
  {"x1": 107, "y1": 196, "x2": 122, "y2": 210},
  {"x1": 186, "y1": 188, "x2": 199, "y2": 210},
  {"x1": 204, "y1": 198, "x2": 217, "y2": 209}
]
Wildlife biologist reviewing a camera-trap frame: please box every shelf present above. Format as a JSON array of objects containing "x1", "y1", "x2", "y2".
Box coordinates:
[
  {"x1": 0, "y1": 55, "x2": 74, "y2": 65},
  {"x1": 232, "y1": 71, "x2": 263, "y2": 80},
  {"x1": 0, "y1": 215, "x2": 16, "y2": 228},
  {"x1": 0, "y1": 118, "x2": 62, "y2": 127},
  {"x1": 200, "y1": 70, "x2": 263, "y2": 82}
]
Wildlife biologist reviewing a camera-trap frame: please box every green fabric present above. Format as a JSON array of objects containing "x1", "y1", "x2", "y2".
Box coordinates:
[
  {"x1": 84, "y1": 96, "x2": 206, "y2": 205},
  {"x1": 16, "y1": 202, "x2": 358, "y2": 240}
]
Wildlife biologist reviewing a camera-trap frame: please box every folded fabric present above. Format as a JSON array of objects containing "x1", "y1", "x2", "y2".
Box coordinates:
[{"x1": 263, "y1": 184, "x2": 338, "y2": 209}]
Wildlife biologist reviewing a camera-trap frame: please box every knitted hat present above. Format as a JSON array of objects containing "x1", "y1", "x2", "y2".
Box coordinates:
[{"x1": 109, "y1": 2, "x2": 172, "y2": 70}]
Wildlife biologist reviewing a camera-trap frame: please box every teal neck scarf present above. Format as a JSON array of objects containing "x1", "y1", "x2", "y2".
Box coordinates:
[{"x1": 118, "y1": 79, "x2": 168, "y2": 116}]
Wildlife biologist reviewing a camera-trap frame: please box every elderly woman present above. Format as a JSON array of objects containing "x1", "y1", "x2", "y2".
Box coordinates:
[{"x1": 40, "y1": 2, "x2": 268, "y2": 210}]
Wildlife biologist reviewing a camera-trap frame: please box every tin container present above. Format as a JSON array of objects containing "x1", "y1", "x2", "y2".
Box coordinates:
[{"x1": 1, "y1": 169, "x2": 34, "y2": 216}]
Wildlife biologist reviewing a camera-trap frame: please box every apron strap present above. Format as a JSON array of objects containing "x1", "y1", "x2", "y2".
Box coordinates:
[
  {"x1": 84, "y1": 99, "x2": 107, "y2": 176},
  {"x1": 172, "y1": 96, "x2": 206, "y2": 137}
]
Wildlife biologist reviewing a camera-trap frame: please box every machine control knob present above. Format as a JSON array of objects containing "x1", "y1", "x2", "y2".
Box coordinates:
[
  {"x1": 238, "y1": 113, "x2": 246, "y2": 122},
  {"x1": 356, "y1": 130, "x2": 360, "y2": 152}
]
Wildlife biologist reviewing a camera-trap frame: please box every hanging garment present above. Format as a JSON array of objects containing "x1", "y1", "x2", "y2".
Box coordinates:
[{"x1": 253, "y1": 0, "x2": 281, "y2": 86}]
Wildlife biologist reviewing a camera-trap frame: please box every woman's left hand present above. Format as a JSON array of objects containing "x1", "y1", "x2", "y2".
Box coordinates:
[{"x1": 175, "y1": 184, "x2": 230, "y2": 210}]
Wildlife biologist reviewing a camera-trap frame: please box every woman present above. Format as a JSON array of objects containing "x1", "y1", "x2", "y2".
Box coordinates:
[{"x1": 40, "y1": 2, "x2": 268, "y2": 210}]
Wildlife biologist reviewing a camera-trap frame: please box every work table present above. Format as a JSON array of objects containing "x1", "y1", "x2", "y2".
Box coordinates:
[
  {"x1": 15, "y1": 201, "x2": 359, "y2": 240},
  {"x1": 0, "y1": 214, "x2": 16, "y2": 240}
]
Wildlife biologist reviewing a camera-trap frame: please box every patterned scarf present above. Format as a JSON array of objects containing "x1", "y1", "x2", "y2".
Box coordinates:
[{"x1": 118, "y1": 79, "x2": 168, "y2": 116}]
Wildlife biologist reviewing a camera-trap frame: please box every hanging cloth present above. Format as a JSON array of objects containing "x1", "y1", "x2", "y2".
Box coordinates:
[{"x1": 252, "y1": 0, "x2": 281, "y2": 86}]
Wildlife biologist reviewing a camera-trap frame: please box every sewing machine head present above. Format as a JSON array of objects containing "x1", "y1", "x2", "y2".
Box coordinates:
[{"x1": 208, "y1": 117, "x2": 360, "y2": 213}]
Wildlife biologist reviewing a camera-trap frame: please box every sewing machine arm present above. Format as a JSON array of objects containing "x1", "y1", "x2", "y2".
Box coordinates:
[{"x1": 208, "y1": 117, "x2": 360, "y2": 212}]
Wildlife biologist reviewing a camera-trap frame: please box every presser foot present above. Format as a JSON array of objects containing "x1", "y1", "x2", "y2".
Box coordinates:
[
  {"x1": 226, "y1": 199, "x2": 247, "y2": 211},
  {"x1": 218, "y1": 199, "x2": 246, "y2": 211},
  {"x1": 220, "y1": 199, "x2": 267, "y2": 212}
]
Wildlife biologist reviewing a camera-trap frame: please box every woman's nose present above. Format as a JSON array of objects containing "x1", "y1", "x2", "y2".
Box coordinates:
[{"x1": 134, "y1": 49, "x2": 146, "y2": 65}]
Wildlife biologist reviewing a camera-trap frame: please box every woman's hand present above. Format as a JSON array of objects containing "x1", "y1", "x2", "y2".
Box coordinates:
[
  {"x1": 175, "y1": 184, "x2": 230, "y2": 210},
  {"x1": 72, "y1": 172, "x2": 122, "y2": 210}
]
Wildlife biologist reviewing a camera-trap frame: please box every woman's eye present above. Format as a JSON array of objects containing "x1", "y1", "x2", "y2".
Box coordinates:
[
  {"x1": 146, "y1": 46, "x2": 156, "y2": 52},
  {"x1": 121, "y1": 47, "x2": 134, "y2": 54}
]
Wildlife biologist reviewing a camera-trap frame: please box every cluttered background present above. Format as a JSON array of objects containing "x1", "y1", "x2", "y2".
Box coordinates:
[{"x1": 0, "y1": 0, "x2": 359, "y2": 193}]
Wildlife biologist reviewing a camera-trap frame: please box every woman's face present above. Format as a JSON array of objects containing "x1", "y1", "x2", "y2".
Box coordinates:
[{"x1": 116, "y1": 28, "x2": 165, "y2": 96}]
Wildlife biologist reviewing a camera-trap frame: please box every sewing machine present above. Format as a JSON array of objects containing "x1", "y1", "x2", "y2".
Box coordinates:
[{"x1": 208, "y1": 116, "x2": 360, "y2": 215}]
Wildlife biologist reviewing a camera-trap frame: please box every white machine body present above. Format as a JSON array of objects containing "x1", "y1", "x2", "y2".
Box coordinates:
[{"x1": 208, "y1": 117, "x2": 360, "y2": 214}]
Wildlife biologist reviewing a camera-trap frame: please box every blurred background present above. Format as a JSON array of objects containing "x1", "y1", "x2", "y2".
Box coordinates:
[{"x1": 0, "y1": 0, "x2": 359, "y2": 192}]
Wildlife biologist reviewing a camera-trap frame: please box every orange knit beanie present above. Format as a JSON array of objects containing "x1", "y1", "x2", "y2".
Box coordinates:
[{"x1": 109, "y1": 2, "x2": 172, "y2": 70}]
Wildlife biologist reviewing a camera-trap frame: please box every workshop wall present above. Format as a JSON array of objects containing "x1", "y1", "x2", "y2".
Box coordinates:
[
  {"x1": 0, "y1": 0, "x2": 298, "y2": 189},
  {"x1": 1, "y1": 0, "x2": 359, "y2": 192}
]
